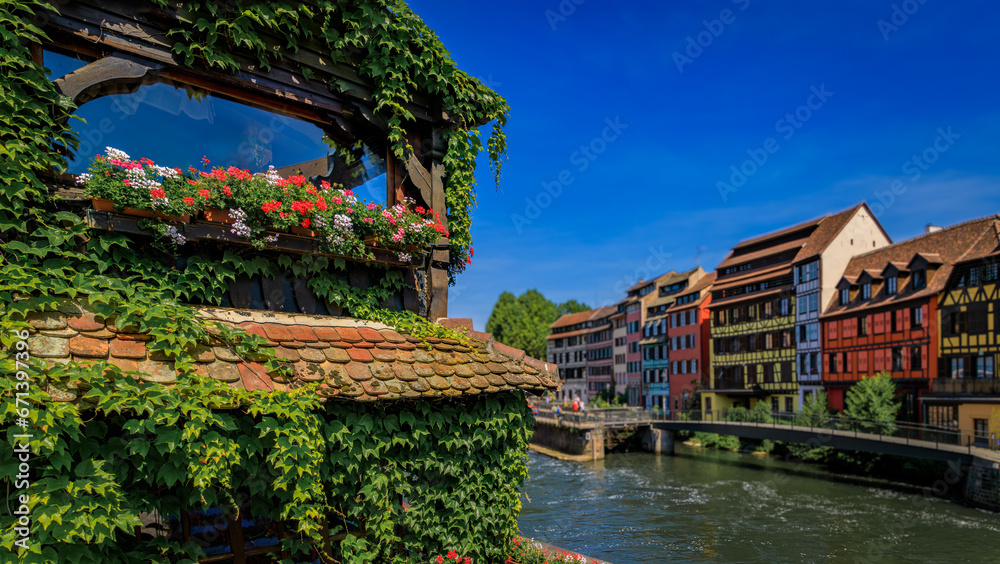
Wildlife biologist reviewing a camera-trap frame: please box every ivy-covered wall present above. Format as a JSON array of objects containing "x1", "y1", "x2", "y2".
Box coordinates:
[{"x1": 1, "y1": 2, "x2": 530, "y2": 562}]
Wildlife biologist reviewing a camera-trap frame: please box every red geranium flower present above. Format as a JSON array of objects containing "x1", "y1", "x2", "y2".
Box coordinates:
[
  {"x1": 198, "y1": 189, "x2": 210, "y2": 199},
  {"x1": 447, "y1": 552, "x2": 457, "y2": 560},
  {"x1": 201, "y1": 155, "x2": 210, "y2": 166},
  {"x1": 223, "y1": 185, "x2": 232, "y2": 197},
  {"x1": 301, "y1": 218, "x2": 311, "y2": 229},
  {"x1": 183, "y1": 197, "x2": 195, "y2": 206},
  {"x1": 150, "y1": 188, "x2": 166, "y2": 199}
]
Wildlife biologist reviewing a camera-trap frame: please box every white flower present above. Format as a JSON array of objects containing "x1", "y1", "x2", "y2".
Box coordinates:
[{"x1": 105, "y1": 147, "x2": 130, "y2": 161}]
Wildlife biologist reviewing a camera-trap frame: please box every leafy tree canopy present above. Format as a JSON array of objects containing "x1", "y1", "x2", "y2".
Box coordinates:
[
  {"x1": 485, "y1": 290, "x2": 589, "y2": 360},
  {"x1": 844, "y1": 371, "x2": 900, "y2": 434}
]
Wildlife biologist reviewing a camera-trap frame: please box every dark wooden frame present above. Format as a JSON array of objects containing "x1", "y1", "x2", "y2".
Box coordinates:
[{"x1": 38, "y1": 0, "x2": 456, "y2": 319}]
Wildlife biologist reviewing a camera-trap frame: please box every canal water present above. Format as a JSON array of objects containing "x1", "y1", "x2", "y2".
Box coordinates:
[{"x1": 518, "y1": 447, "x2": 1000, "y2": 563}]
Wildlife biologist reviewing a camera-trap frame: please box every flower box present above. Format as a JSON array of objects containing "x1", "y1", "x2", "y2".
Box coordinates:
[
  {"x1": 202, "y1": 208, "x2": 233, "y2": 224},
  {"x1": 78, "y1": 147, "x2": 449, "y2": 257},
  {"x1": 91, "y1": 198, "x2": 114, "y2": 212},
  {"x1": 291, "y1": 226, "x2": 317, "y2": 237}
]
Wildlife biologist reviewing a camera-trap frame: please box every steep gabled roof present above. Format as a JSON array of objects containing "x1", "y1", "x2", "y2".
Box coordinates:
[{"x1": 823, "y1": 214, "x2": 1000, "y2": 316}]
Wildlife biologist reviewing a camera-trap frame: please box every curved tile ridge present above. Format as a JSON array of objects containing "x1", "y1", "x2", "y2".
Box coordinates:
[{"x1": 28, "y1": 305, "x2": 560, "y2": 403}]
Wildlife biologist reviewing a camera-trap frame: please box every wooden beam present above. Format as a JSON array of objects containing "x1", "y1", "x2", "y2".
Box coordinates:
[{"x1": 53, "y1": 53, "x2": 161, "y2": 105}]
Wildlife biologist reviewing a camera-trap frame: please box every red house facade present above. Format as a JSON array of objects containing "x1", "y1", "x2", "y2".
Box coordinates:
[
  {"x1": 821, "y1": 218, "x2": 997, "y2": 421},
  {"x1": 665, "y1": 272, "x2": 715, "y2": 415}
]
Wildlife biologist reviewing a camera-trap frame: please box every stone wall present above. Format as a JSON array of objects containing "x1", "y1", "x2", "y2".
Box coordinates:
[
  {"x1": 530, "y1": 420, "x2": 604, "y2": 460},
  {"x1": 965, "y1": 457, "x2": 1000, "y2": 511}
]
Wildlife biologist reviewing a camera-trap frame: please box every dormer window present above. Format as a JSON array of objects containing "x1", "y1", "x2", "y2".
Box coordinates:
[
  {"x1": 913, "y1": 269, "x2": 926, "y2": 290},
  {"x1": 839, "y1": 288, "x2": 849, "y2": 305},
  {"x1": 887, "y1": 276, "x2": 897, "y2": 295},
  {"x1": 861, "y1": 283, "x2": 871, "y2": 300}
]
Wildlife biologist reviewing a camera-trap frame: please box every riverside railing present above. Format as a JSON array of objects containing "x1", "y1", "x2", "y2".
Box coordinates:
[
  {"x1": 663, "y1": 409, "x2": 992, "y2": 453},
  {"x1": 530, "y1": 405, "x2": 995, "y2": 453}
]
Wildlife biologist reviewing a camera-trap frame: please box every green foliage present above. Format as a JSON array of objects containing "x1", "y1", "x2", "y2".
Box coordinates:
[
  {"x1": 786, "y1": 391, "x2": 835, "y2": 462},
  {"x1": 692, "y1": 432, "x2": 741, "y2": 451},
  {"x1": 0, "y1": 2, "x2": 526, "y2": 561},
  {"x1": 589, "y1": 390, "x2": 625, "y2": 408},
  {"x1": 843, "y1": 371, "x2": 900, "y2": 434},
  {"x1": 485, "y1": 290, "x2": 590, "y2": 360},
  {"x1": 144, "y1": 0, "x2": 510, "y2": 281}
]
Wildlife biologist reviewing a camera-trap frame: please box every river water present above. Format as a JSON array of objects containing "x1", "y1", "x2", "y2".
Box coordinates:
[{"x1": 518, "y1": 447, "x2": 1000, "y2": 563}]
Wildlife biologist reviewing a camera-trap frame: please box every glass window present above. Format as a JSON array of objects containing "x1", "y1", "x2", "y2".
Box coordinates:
[
  {"x1": 912, "y1": 306, "x2": 923, "y2": 327},
  {"x1": 927, "y1": 405, "x2": 958, "y2": 429},
  {"x1": 910, "y1": 346, "x2": 922, "y2": 370},
  {"x1": 977, "y1": 357, "x2": 995, "y2": 379},
  {"x1": 950, "y1": 357, "x2": 966, "y2": 379},
  {"x1": 839, "y1": 288, "x2": 849, "y2": 305},
  {"x1": 887, "y1": 276, "x2": 897, "y2": 295},
  {"x1": 913, "y1": 269, "x2": 926, "y2": 290},
  {"x1": 861, "y1": 283, "x2": 871, "y2": 300}
]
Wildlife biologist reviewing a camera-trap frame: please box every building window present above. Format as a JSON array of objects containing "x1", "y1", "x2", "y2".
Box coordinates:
[
  {"x1": 949, "y1": 357, "x2": 967, "y2": 379},
  {"x1": 950, "y1": 311, "x2": 967, "y2": 335},
  {"x1": 891, "y1": 347, "x2": 903, "y2": 371},
  {"x1": 839, "y1": 288, "x2": 849, "y2": 305},
  {"x1": 973, "y1": 418, "x2": 990, "y2": 444},
  {"x1": 861, "y1": 283, "x2": 871, "y2": 300},
  {"x1": 911, "y1": 306, "x2": 923, "y2": 327},
  {"x1": 809, "y1": 352, "x2": 819, "y2": 374},
  {"x1": 858, "y1": 316, "x2": 868, "y2": 336},
  {"x1": 890, "y1": 310, "x2": 898, "y2": 333},
  {"x1": 780, "y1": 298, "x2": 790, "y2": 316},
  {"x1": 829, "y1": 353, "x2": 838, "y2": 374},
  {"x1": 927, "y1": 405, "x2": 958, "y2": 429},
  {"x1": 809, "y1": 293, "x2": 819, "y2": 313},
  {"x1": 784, "y1": 397, "x2": 793, "y2": 413},
  {"x1": 886, "y1": 276, "x2": 897, "y2": 295},
  {"x1": 912, "y1": 269, "x2": 926, "y2": 290},
  {"x1": 910, "y1": 346, "x2": 922, "y2": 370},
  {"x1": 771, "y1": 397, "x2": 779, "y2": 412},
  {"x1": 977, "y1": 357, "x2": 995, "y2": 379}
]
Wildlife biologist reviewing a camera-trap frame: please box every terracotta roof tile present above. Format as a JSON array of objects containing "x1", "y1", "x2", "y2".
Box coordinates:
[
  {"x1": 262, "y1": 323, "x2": 295, "y2": 342},
  {"x1": 357, "y1": 327, "x2": 384, "y2": 342},
  {"x1": 69, "y1": 336, "x2": 108, "y2": 358},
  {"x1": 347, "y1": 348, "x2": 373, "y2": 363},
  {"x1": 286, "y1": 325, "x2": 318, "y2": 342},
  {"x1": 28, "y1": 306, "x2": 559, "y2": 402},
  {"x1": 337, "y1": 327, "x2": 363, "y2": 343},
  {"x1": 345, "y1": 362, "x2": 372, "y2": 382},
  {"x1": 324, "y1": 348, "x2": 351, "y2": 363},
  {"x1": 313, "y1": 326, "x2": 341, "y2": 341}
]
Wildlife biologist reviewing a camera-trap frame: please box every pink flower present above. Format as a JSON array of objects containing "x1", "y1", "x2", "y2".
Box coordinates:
[
  {"x1": 367, "y1": 203, "x2": 377, "y2": 210},
  {"x1": 332, "y1": 196, "x2": 343, "y2": 205},
  {"x1": 346, "y1": 207, "x2": 352, "y2": 213},
  {"x1": 363, "y1": 217, "x2": 373, "y2": 224},
  {"x1": 123, "y1": 179, "x2": 131, "y2": 187}
]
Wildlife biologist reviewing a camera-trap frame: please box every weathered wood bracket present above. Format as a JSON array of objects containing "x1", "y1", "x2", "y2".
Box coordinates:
[
  {"x1": 405, "y1": 152, "x2": 436, "y2": 210},
  {"x1": 53, "y1": 53, "x2": 163, "y2": 105}
]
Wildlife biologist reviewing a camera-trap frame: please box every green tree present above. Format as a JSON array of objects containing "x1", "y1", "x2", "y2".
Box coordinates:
[
  {"x1": 787, "y1": 391, "x2": 835, "y2": 462},
  {"x1": 843, "y1": 371, "x2": 900, "y2": 434},
  {"x1": 556, "y1": 299, "x2": 591, "y2": 316},
  {"x1": 796, "y1": 390, "x2": 833, "y2": 428},
  {"x1": 485, "y1": 290, "x2": 589, "y2": 360}
]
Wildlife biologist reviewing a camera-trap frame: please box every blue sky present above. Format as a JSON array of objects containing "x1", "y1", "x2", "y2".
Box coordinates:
[{"x1": 406, "y1": 0, "x2": 1000, "y2": 330}]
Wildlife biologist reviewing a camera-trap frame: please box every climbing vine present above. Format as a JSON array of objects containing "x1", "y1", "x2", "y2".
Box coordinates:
[
  {"x1": 150, "y1": 0, "x2": 510, "y2": 280},
  {"x1": 1, "y1": 2, "x2": 525, "y2": 562}
]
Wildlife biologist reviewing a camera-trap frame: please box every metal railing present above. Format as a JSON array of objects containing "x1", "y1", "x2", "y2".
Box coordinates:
[
  {"x1": 530, "y1": 406, "x2": 995, "y2": 453},
  {"x1": 931, "y1": 378, "x2": 1000, "y2": 395},
  {"x1": 663, "y1": 409, "x2": 990, "y2": 453}
]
